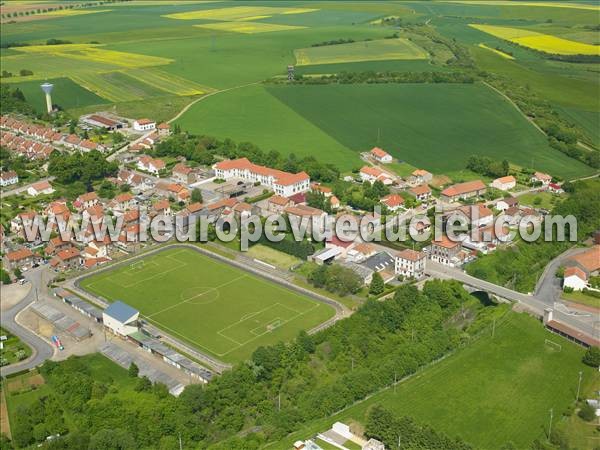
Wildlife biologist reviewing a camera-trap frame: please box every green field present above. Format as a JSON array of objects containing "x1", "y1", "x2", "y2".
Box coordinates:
[
  {"x1": 79, "y1": 247, "x2": 334, "y2": 363},
  {"x1": 178, "y1": 82, "x2": 592, "y2": 178},
  {"x1": 294, "y1": 38, "x2": 428, "y2": 66},
  {"x1": 275, "y1": 312, "x2": 598, "y2": 449}
]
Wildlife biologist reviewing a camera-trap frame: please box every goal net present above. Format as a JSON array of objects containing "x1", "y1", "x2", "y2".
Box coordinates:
[
  {"x1": 130, "y1": 260, "x2": 145, "y2": 271},
  {"x1": 544, "y1": 339, "x2": 562, "y2": 352}
]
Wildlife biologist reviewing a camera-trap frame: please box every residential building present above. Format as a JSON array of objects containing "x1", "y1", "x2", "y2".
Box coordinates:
[
  {"x1": 157, "y1": 122, "x2": 171, "y2": 136},
  {"x1": 370, "y1": 147, "x2": 392, "y2": 163},
  {"x1": 0, "y1": 170, "x2": 18, "y2": 187},
  {"x1": 50, "y1": 247, "x2": 82, "y2": 271},
  {"x1": 496, "y1": 196, "x2": 518, "y2": 212},
  {"x1": 429, "y1": 237, "x2": 462, "y2": 266},
  {"x1": 563, "y1": 246, "x2": 600, "y2": 290},
  {"x1": 409, "y1": 169, "x2": 433, "y2": 185},
  {"x1": 563, "y1": 267, "x2": 587, "y2": 291},
  {"x1": 531, "y1": 171, "x2": 552, "y2": 185},
  {"x1": 548, "y1": 183, "x2": 564, "y2": 194},
  {"x1": 111, "y1": 193, "x2": 135, "y2": 211},
  {"x1": 359, "y1": 166, "x2": 393, "y2": 185},
  {"x1": 409, "y1": 184, "x2": 432, "y2": 202},
  {"x1": 380, "y1": 194, "x2": 404, "y2": 212},
  {"x1": 214, "y1": 158, "x2": 310, "y2": 197},
  {"x1": 133, "y1": 118, "x2": 156, "y2": 132},
  {"x1": 137, "y1": 155, "x2": 165, "y2": 175},
  {"x1": 440, "y1": 180, "x2": 486, "y2": 202},
  {"x1": 267, "y1": 195, "x2": 291, "y2": 213},
  {"x1": 492, "y1": 175, "x2": 516, "y2": 191},
  {"x1": 395, "y1": 249, "x2": 426, "y2": 279},
  {"x1": 27, "y1": 180, "x2": 55, "y2": 196},
  {"x1": 445, "y1": 204, "x2": 494, "y2": 228},
  {"x1": 172, "y1": 163, "x2": 196, "y2": 184},
  {"x1": 75, "y1": 191, "x2": 99, "y2": 210},
  {"x1": 5, "y1": 247, "x2": 39, "y2": 270}
]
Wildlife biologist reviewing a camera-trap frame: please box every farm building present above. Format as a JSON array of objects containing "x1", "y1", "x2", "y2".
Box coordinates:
[
  {"x1": 103, "y1": 301, "x2": 139, "y2": 337},
  {"x1": 440, "y1": 180, "x2": 486, "y2": 202},
  {"x1": 133, "y1": 118, "x2": 156, "y2": 132},
  {"x1": 81, "y1": 114, "x2": 126, "y2": 131}
]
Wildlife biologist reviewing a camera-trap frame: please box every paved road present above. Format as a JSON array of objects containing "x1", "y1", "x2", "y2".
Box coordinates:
[
  {"x1": 106, "y1": 130, "x2": 154, "y2": 163},
  {"x1": 0, "y1": 268, "x2": 55, "y2": 376},
  {"x1": 426, "y1": 261, "x2": 599, "y2": 340},
  {"x1": 0, "y1": 176, "x2": 56, "y2": 198}
]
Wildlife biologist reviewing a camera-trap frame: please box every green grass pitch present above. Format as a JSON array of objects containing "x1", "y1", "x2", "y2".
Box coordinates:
[{"x1": 80, "y1": 247, "x2": 335, "y2": 363}]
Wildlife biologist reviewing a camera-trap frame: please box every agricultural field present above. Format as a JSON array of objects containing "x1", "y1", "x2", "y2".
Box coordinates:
[
  {"x1": 179, "y1": 82, "x2": 593, "y2": 178},
  {"x1": 470, "y1": 24, "x2": 600, "y2": 55},
  {"x1": 276, "y1": 312, "x2": 599, "y2": 449},
  {"x1": 80, "y1": 247, "x2": 335, "y2": 363},
  {"x1": 294, "y1": 38, "x2": 428, "y2": 66}
]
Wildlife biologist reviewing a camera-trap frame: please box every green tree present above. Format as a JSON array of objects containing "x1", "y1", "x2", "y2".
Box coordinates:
[
  {"x1": 579, "y1": 402, "x2": 596, "y2": 421},
  {"x1": 128, "y1": 362, "x2": 139, "y2": 377},
  {"x1": 191, "y1": 188, "x2": 203, "y2": 203},
  {"x1": 369, "y1": 272, "x2": 385, "y2": 295},
  {"x1": 13, "y1": 267, "x2": 22, "y2": 279},
  {"x1": 583, "y1": 346, "x2": 600, "y2": 367},
  {"x1": 134, "y1": 375, "x2": 152, "y2": 392}
]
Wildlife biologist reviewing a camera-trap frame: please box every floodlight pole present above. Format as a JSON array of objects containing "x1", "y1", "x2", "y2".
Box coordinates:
[
  {"x1": 576, "y1": 371, "x2": 583, "y2": 401},
  {"x1": 547, "y1": 408, "x2": 553, "y2": 441}
]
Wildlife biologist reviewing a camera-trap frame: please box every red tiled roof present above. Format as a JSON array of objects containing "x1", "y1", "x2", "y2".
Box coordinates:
[
  {"x1": 564, "y1": 266, "x2": 587, "y2": 281},
  {"x1": 370, "y1": 147, "x2": 390, "y2": 158},
  {"x1": 396, "y1": 249, "x2": 425, "y2": 261},
  {"x1": 7, "y1": 248, "x2": 33, "y2": 261},
  {"x1": 441, "y1": 180, "x2": 486, "y2": 197},
  {"x1": 410, "y1": 184, "x2": 431, "y2": 196}
]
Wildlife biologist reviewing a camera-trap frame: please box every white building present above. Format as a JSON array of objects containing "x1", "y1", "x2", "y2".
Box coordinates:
[
  {"x1": 563, "y1": 267, "x2": 587, "y2": 291},
  {"x1": 359, "y1": 166, "x2": 393, "y2": 185},
  {"x1": 137, "y1": 155, "x2": 165, "y2": 175},
  {"x1": 395, "y1": 249, "x2": 426, "y2": 279},
  {"x1": 27, "y1": 180, "x2": 55, "y2": 196},
  {"x1": 214, "y1": 158, "x2": 310, "y2": 197},
  {"x1": 370, "y1": 147, "x2": 392, "y2": 163},
  {"x1": 102, "y1": 301, "x2": 139, "y2": 336},
  {"x1": 133, "y1": 118, "x2": 156, "y2": 132},
  {"x1": 492, "y1": 175, "x2": 516, "y2": 191},
  {"x1": 531, "y1": 171, "x2": 552, "y2": 185},
  {"x1": 0, "y1": 170, "x2": 18, "y2": 187}
]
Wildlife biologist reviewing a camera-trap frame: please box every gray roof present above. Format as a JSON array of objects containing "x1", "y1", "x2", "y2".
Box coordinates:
[
  {"x1": 104, "y1": 301, "x2": 138, "y2": 323},
  {"x1": 362, "y1": 251, "x2": 395, "y2": 272},
  {"x1": 339, "y1": 261, "x2": 374, "y2": 280}
]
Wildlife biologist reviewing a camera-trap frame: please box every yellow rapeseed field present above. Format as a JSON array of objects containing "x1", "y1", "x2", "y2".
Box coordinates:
[
  {"x1": 43, "y1": 9, "x2": 112, "y2": 17},
  {"x1": 478, "y1": 43, "x2": 515, "y2": 60},
  {"x1": 194, "y1": 21, "x2": 306, "y2": 34},
  {"x1": 163, "y1": 6, "x2": 317, "y2": 21},
  {"x1": 471, "y1": 24, "x2": 600, "y2": 55},
  {"x1": 445, "y1": 1, "x2": 599, "y2": 11}
]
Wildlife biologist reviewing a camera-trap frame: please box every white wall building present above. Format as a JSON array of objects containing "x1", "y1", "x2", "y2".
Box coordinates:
[
  {"x1": 395, "y1": 249, "x2": 426, "y2": 279},
  {"x1": 214, "y1": 158, "x2": 310, "y2": 197},
  {"x1": 0, "y1": 170, "x2": 18, "y2": 187},
  {"x1": 102, "y1": 301, "x2": 139, "y2": 336},
  {"x1": 133, "y1": 118, "x2": 156, "y2": 132}
]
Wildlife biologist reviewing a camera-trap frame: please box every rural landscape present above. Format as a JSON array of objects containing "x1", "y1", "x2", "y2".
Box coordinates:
[{"x1": 0, "y1": 0, "x2": 599, "y2": 449}]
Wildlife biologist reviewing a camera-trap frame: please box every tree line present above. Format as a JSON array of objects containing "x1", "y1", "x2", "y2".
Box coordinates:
[{"x1": 272, "y1": 70, "x2": 475, "y2": 85}]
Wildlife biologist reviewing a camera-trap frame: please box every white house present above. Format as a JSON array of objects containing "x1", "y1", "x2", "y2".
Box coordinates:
[
  {"x1": 213, "y1": 158, "x2": 310, "y2": 197},
  {"x1": 27, "y1": 180, "x2": 55, "y2": 196},
  {"x1": 0, "y1": 170, "x2": 18, "y2": 187},
  {"x1": 409, "y1": 184, "x2": 432, "y2": 202},
  {"x1": 496, "y1": 196, "x2": 518, "y2": 212},
  {"x1": 137, "y1": 155, "x2": 165, "y2": 175},
  {"x1": 563, "y1": 267, "x2": 587, "y2": 291},
  {"x1": 133, "y1": 118, "x2": 156, "y2": 132},
  {"x1": 410, "y1": 169, "x2": 433, "y2": 185},
  {"x1": 102, "y1": 301, "x2": 139, "y2": 336},
  {"x1": 370, "y1": 147, "x2": 392, "y2": 163},
  {"x1": 531, "y1": 171, "x2": 552, "y2": 185},
  {"x1": 492, "y1": 175, "x2": 516, "y2": 191},
  {"x1": 395, "y1": 249, "x2": 426, "y2": 279},
  {"x1": 380, "y1": 194, "x2": 404, "y2": 212},
  {"x1": 359, "y1": 166, "x2": 393, "y2": 185}
]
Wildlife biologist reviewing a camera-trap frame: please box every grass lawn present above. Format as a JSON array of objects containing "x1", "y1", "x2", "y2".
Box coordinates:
[
  {"x1": 246, "y1": 244, "x2": 301, "y2": 269},
  {"x1": 518, "y1": 191, "x2": 564, "y2": 210},
  {"x1": 79, "y1": 247, "x2": 335, "y2": 363},
  {"x1": 0, "y1": 327, "x2": 32, "y2": 367},
  {"x1": 272, "y1": 312, "x2": 597, "y2": 449},
  {"x1": 561, "y1": 290, "x2": 600, "y2": 309}
]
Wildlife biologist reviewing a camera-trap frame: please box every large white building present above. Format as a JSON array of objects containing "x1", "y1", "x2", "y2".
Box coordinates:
[
  {"x1": 214, "y1": 158, "x2": 310, "y2": 197},
  {"x1": 0, "y1": 170, "x2": 18, "y2": 187},
  {"x1": 133, "y1": 118, "x2": 156, "y2": 132},
  {"x1": 102, "y1": 301, "x2": 139, "y2": 336},
  {"x1": 395, "y1": 249, "x2": 426, "y2": 279}
]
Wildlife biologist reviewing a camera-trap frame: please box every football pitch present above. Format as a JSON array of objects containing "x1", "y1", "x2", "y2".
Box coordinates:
[{"x1": 80, "y1": 247, "x2": 335, "y2": 363}]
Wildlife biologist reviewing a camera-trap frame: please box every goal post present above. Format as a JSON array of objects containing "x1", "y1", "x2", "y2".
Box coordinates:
[
  {"x1": 544, "y1": 339, "x2": 562, "y2": 352},
  {"x1": 130, "y1": 260, "x2": 145, "y2": 270}
]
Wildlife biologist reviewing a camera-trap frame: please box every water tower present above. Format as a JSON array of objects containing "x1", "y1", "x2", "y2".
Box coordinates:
[{"x1": 40, "y1": 82, "x2": 54, "y2": 113}]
